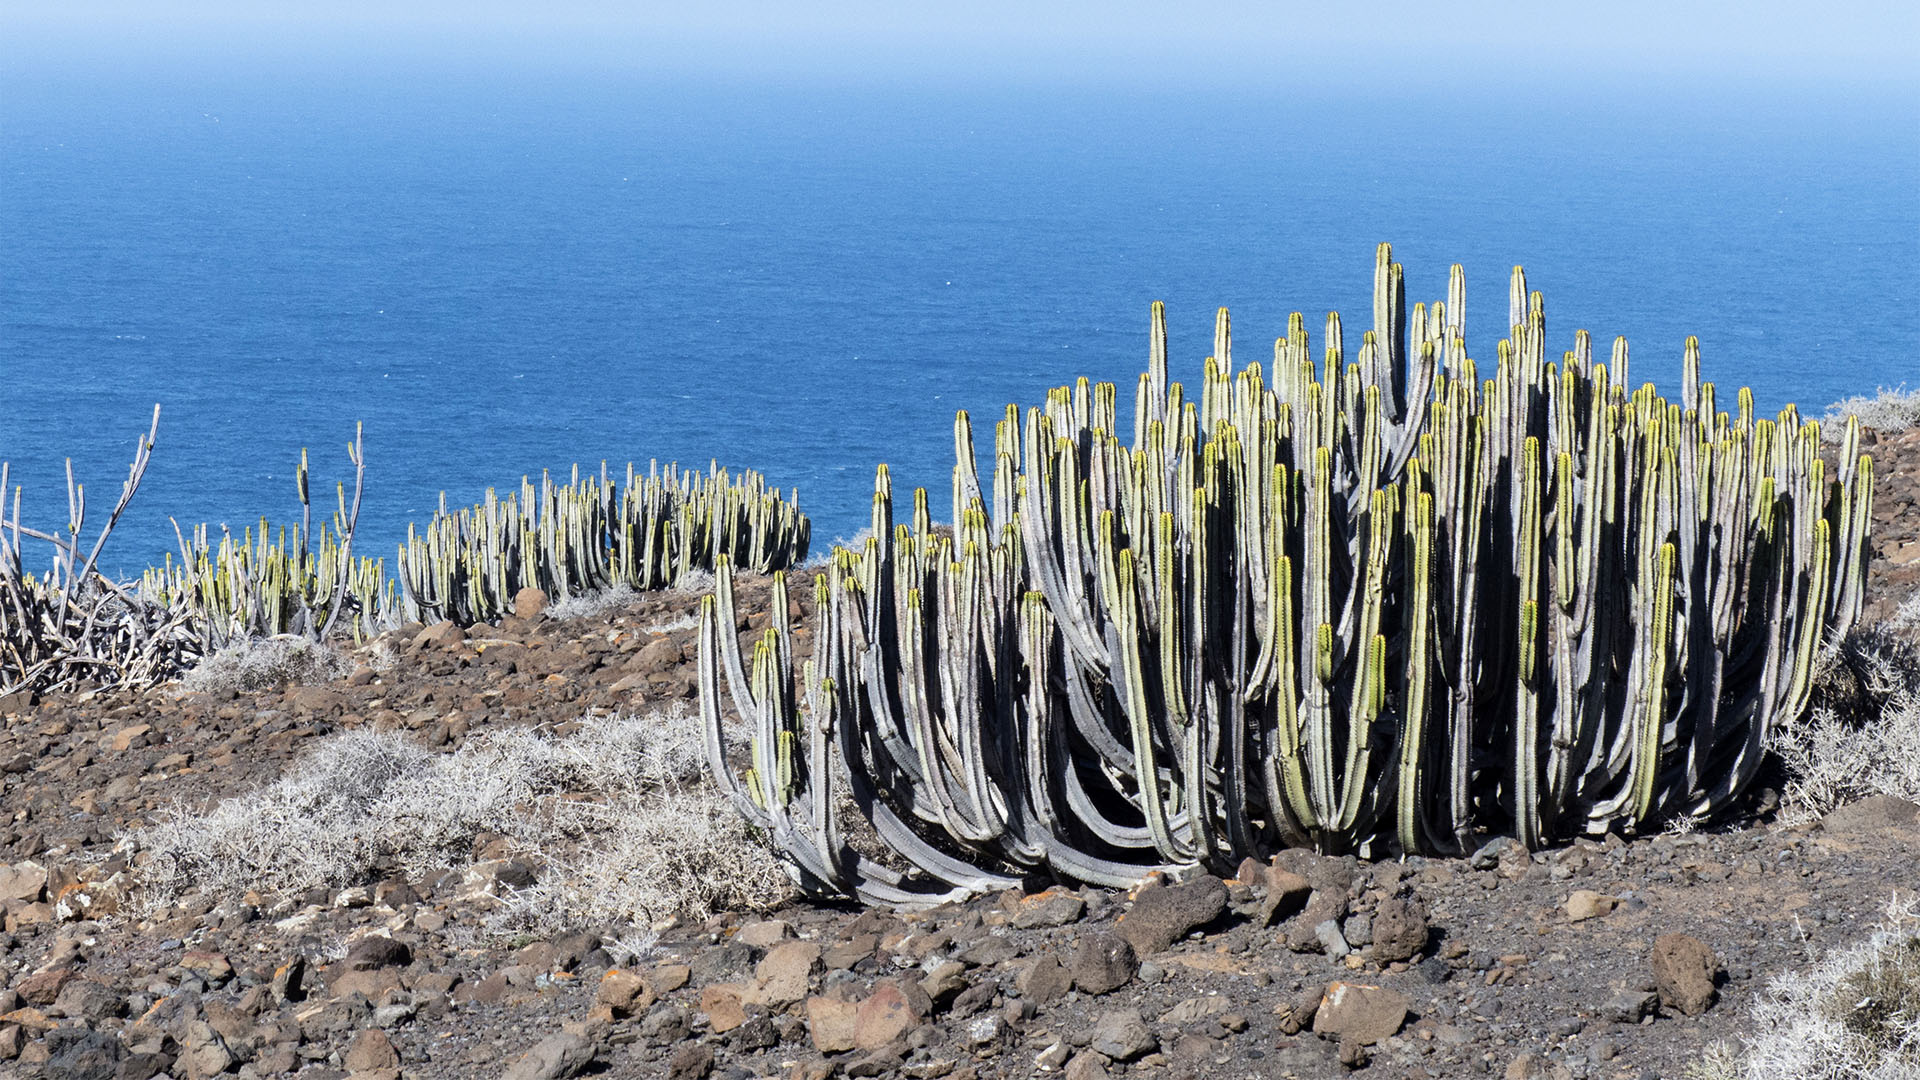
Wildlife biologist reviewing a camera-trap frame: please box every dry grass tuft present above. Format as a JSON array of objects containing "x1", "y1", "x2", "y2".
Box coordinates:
[
  {"x1": 178, "y1": 634, "x2": 351, "y2": 695},
  {"x1": 362, "y1": 637, "x2": 401, "y2": 674},
  {"x1": 1827, "y1": 931, "x2": 1920, "y2": 1056},
  {"x1": 127, "y1": 704, "x2": 790, "y2": 934}
]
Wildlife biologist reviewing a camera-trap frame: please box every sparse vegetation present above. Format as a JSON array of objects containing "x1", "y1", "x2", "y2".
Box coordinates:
[
  {"x1": 1780, "y1": 591, "x2": 1920, "y2": 822},
  {"x1": 7, "y1": 408, "x2": 809, "y2": 699},
  {"x1": 1825, "y1": 386, "x2": 1920, "y2": 438},
  {"x1": 128, "y1": 705, "x2": 790, "y2": 933},
  {"x1": 1694, "y1": 894, "x2": 1920, "y2": 1080},
  {"x1": 544, "y1": 583, "x2": 640, "y2": 622},
  {"x1": 178, "y1": 634, "x2": 354, "y2": 696}
]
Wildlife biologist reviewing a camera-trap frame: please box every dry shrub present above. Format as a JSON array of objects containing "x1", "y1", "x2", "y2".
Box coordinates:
[
  {"x1": 362, "y1": 637, "x2": 401, "y2": 674},
  {"x1": 670, "y1": 568, "x2": 715, "y2": 594},
  {"x1": 178, "y1": 634, "x2": 351, "y2": 695},
  {"x1": 545, "y1": 584, "x2": 640, "y2": 622},
  {"x1": 541, "y1": 576, "x2": 710, "y2": 624},
  {"x1": 1824, "y1": 386, "x2": 1920, "y2": 438},
  {"x1": 1696, "y1": 894, "x2": 1920, "y2": 1079},
  {"x1": 544, "y1": 585, "x2": 700, "y2": 633},
  {"x1": 483, "y1": 786, "x2": 785, "y2": 940},
  {"x1": 642, "y1": 613, "x2": 698, "y2": 635},
  {"x1": 1778, "y1": 594, "x2": 1920, "y2": 823},
  {"x1": 128, "y1": 704, "x2": 790, "y2": 933},
  {"x1": 1828, "y1": 930, "x2": 1920, "y2": 1058}
]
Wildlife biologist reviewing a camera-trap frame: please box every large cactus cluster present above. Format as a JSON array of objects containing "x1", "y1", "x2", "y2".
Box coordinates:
[
  {"x1": 701, "y1": 245, "x2": 1874, "y2": 904},
  {"x1": 141, "y1": 428, "x2": 391, "y2": 648},
  {"x1": 398, "y1": 461, "x2": 809, "y2": 626}
]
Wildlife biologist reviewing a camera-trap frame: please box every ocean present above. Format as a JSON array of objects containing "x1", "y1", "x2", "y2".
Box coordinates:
[{"x1": 3, "y1": 71, "x2": 1916, "y2": 579}]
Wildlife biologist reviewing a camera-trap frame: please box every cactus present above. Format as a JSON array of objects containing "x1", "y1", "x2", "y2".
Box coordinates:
[
  {"x1": 143, "y1": 426, "x2": 389, "y2": 647},
  {"x1": 150, "y1": 447, "x2": 810, "y2": 639},
  {"x1": 398, "y1": 461, "x2": 809, "y2": 626},
  {"x1": 702, "y1": 245, "x2": 1873, "y2": 903},
  {"x1": 8, "y1": 410, "x2": 813, "y2": 692}
]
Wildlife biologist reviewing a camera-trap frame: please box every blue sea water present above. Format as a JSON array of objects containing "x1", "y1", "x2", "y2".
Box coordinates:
[{"x1": 2, "y1": 70, "x2": 1917, "y2": 579}]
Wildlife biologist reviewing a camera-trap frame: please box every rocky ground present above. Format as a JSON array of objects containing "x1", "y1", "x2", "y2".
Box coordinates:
[{"x1": 0, "y1": 423, "x2": 1917, "y2": 1080}]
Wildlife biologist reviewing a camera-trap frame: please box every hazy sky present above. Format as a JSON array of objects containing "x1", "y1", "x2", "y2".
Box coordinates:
[{"x1": 6, "y1": 1, "x2": 1918, "y2": 87}]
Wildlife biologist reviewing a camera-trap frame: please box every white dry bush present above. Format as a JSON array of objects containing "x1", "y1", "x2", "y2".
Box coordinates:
[
  {"x1": 545, "y1": 584, "x2": 640, "y2": 622},
  {"x1": 134, "y1": 728, "x2": 429, "y2": 897},
  {"x1": 1891, "y1": 592, "x2": 1920, "y2": 636},
  {"x1": 1694, "y1": 893, "x2": 1920, "y2": 1080},
  {"x1": 1824, "y1": 386, "x2": 1920, "y2": 439},
  {"x1": 178, "y1": 634, "x2": 351, "y2": 695},
  {"x1": 483, "y1": 786, "x2": 787, "y2": 940},
  {"x1": 363, "y1": 637, "x2": 401, "y2": 674},
  {"x1": 642, "y1": 613, "x2": 698, "y2": 635},
  {"x1": 671, "y1": 568, "x2": 715, "y2": 595},
  {"x1": 129, "y1": 704, "x2": 790, "y2": 933},
  {"x1": 1777, "y1": 601, "x2": 1920, "y2": 824}
]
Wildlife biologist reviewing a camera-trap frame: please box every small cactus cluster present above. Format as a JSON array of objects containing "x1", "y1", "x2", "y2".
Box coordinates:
[
  {"x1": 6, "y1": 413, "x2": 810, "y2": 694},
  {"x1": 701, "y1": 245, "x2": 1874, "y2": 905},
  {"x1": 142, "y1": 520, "x2": 391, "y2": 649},
  {"x1": 397, "y1": 461, "x2": 809, "y2": 626},
  {"x1": 142, "y1": 427, "x2": 392, "y2": 648}
]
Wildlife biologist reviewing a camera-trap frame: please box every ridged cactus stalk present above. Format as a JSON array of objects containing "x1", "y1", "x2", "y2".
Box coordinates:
[
  {"x1": 701, "y1": 245, "x2": 1873, "y2": 904},
  {"x1": 399, "y1": 461, "x2": 809, "y2": 626}
]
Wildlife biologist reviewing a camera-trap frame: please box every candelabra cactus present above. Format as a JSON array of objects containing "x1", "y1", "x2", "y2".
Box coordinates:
[
  {"x1": 398, "y1": 461, "x2": 809, "y2": 626},
  {"x1": 701, "y1": 244, "x2": 1873, "y2": 904}
]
